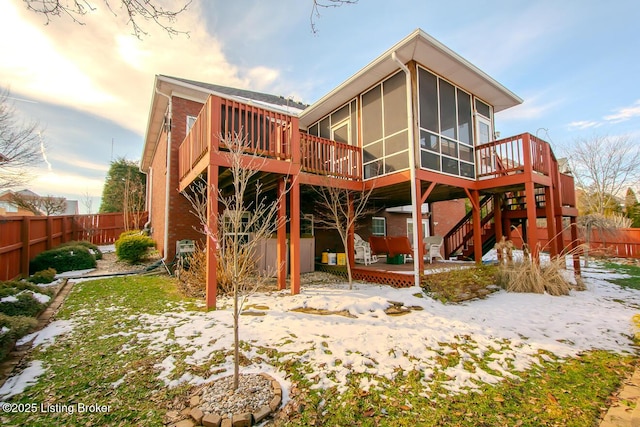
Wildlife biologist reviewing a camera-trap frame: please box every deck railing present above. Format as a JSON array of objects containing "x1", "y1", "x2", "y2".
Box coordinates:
[
  {"x1": 476, "y1": 133, "x2": 551, "y2": 179},
  {"x1": 178, "y1": 96, "x2": 296, "y2": 181},
  {"x1": 300, "y1": 134, "x2": 361, "y2": 180},
  {"x1": 559, "y1": 173, "x2": 576, "y2": 207}
]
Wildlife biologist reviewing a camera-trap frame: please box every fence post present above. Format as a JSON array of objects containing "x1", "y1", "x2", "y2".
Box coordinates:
[{"x1": 21, "y1": 217, "x2": 30, "y2": 277}]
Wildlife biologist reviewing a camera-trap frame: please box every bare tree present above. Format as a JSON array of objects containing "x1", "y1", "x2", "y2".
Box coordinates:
[
  {"x1": 80, "y1": 189, "x2": 94, "y2": 214},
  {"x1": 123, "y1": 172, "x2": 146, "y2": 230},
  {"x1": 565, "y1": 135, "x2": 640, "y2": 216},
  {"x1": 10, "y1": 192, "x2": 66, "y2": 215},
  {"x1": 0, "y1": 90, "x2": 43, "y2": 191},
  {"x1": 22, "y1": 0, "x2": 191, "y2": 39},
  {"x1": 313, "y1": 181, "x2": 376, "y2": 288},
  {"x1": 578, "y1": 213, "x2": 632, "y2": 267},
  {"x1": 181, "y1": 133, "x2": 289, "y2": 390},
  {"x1": 310, "y1": 0, "x2": 358, "y2": 33}
]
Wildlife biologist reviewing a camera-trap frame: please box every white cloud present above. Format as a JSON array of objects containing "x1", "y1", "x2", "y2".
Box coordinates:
[
  {"x1": 604, "y1": 100, "x2": 640, "y2": 123},
  {"x1": 496, "y1": 94, "x2": 561, "y2": 121},
  {"x1": 568, "y1": 120, "x2": 601, "y2": 130},
  {"x1": 0, "y1": 1, "x2": 287, "y2": 134}
]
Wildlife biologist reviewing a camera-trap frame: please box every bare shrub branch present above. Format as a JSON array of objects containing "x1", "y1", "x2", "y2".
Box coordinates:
[
  {"x1": 181, "y1": 132, "x2": 289, "y2": 390},
  {"x1": 22, "y1": 0, "x2": 191, "y2": 39},
  {"x1": 310, "y1": 0, "x2": 358, "y2": 33},
  {"x1": 0, "y1": 90, "x2": 43, "y2": 191}
]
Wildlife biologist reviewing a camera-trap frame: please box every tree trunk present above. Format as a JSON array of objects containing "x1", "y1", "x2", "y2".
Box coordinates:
[{"x1": 233, "y1": 281, "x2": 239, "y2": 390}]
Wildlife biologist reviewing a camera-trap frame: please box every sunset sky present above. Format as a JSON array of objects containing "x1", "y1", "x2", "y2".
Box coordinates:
[{"x1": 1, "y1": 0, "x2": 639, "y2": 212}]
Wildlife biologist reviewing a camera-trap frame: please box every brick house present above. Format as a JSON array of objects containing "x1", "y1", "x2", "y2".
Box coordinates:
[{"x1": 140, "y1": 29, "x2": 579, "y2": 308}]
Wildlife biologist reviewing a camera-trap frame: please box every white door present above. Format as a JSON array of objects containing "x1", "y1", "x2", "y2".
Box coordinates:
[{"x1": 475, "y1": 114, "x2": 494, "y2": 175}]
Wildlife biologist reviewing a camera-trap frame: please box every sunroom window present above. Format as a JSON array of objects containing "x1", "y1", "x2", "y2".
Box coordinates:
[{"x1": 417, "y1": 67, "x2": 476, "y2": 179}]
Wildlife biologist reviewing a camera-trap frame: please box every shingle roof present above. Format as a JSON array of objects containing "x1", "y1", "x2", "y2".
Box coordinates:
[{"x1": 161, "y1": 75, "x2": 308, "y2": 111}]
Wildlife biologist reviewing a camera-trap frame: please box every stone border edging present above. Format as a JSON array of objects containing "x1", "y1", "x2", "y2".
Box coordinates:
[{"x1": 173, "y1": 373, "x2": 282, "y2": 427}]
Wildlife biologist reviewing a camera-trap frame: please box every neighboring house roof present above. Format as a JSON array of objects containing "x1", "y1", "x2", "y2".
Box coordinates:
[
  {"x1": 141, "y1": 75, "x2": 307, "y2": 171},
  {"x1": 299, "y1": 28, "x2": 523, "y2": 126}
]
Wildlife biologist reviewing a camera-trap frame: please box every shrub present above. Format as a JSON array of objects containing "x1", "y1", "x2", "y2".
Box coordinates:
[
  {"x1": 0, "y1": 313, "x2": 37, "y2": 361},
  {"x1": 29, "y1": 245, "x2": 97, "y2": 274},
  {"x1": 0, "y1": 292, "x2": 47, "y2": 317},
  {"x1": 422, "y1": 265, "x2": 498, "y2": 303},
  {"x1": 0, "y1": 281, "x2": 53, "y2": 299},
  {"x1": 495, "y1": 258, "x2": 572, "y2": 296},
  {"x1": 27, "y1": 268, "x2": 57, "y2": 284},
  {"x1": 115, "y1": 233, "x2": 155, "y2": 264},
  {"x1": 59, "y1": 240, "x2": 103, "y2": 260}
]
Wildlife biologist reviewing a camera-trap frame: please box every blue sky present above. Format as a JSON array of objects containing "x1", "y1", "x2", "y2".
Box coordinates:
[{"x1": 1, "y1": 0, "x2": 639, "y2": 212}]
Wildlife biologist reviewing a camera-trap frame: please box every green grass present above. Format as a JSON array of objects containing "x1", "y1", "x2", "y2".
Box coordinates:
[
  {"x1": 278, "y1": 351, "x2": 634, "y2": 427},
  {"x1": 603, "y1": 262, "x2": 640, "y2": 290},
  {"x1": 1, "y1": 275, "x2": 634, "y2": 426},
  {"x1": 2, "y1": 276, "x2": 198, "y2": 427}
]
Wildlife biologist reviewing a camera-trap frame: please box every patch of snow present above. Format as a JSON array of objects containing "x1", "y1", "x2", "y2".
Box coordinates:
[
  {"x1": 55, "y1": 269, "x2": 95, "y2": 278},
  {"x1": 31, "y1": 292, "x2": 51, "y2": 304},
  {"x1": 0, "y1": 361, "x2": 45, "y2": 399},
  {"x1": 17, "y1": 320, "x2": 73, "y2": 349},
  {"x1": 0, "y1": 326, "x2": 9, "y2": 335},
  {"x1": 0, "y1": 295, "x2": 18, "y2": 303}
]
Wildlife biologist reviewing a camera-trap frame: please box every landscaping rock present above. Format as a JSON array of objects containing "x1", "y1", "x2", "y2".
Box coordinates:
[
  {"x1": 174, "y1": 419, "x2": 196, "y2": 427},
  {"x1": 231, "y1": 412, "x2": 252, "y2": 426},
  {"x1": 202, "y1": 413, "x2": 222, "y2": 427},
  {"x1": 190, "y1": 407, "x2": 204, "y2": 424}
]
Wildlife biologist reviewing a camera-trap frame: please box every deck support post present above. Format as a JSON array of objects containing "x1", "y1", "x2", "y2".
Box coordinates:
[
  {"x1": 570, "y1": 216, "x2": 581, "y2": 276},
  {"x1": 493, "y1": 193, "x2": 503, "y2": 243},
  {"x1": 470, "y1": 189, "x2": 483, "y2": 264},
  {"x1": 205, "y1": 164, "x2": 219, "y2": 309},
  {"x1": 347, "y1": 194, "x2": 355, "y2": 270},
  {"x1": 414, "y1": 179, "x2": 425, "y2": 272},
  {"x1": 277, "y1": 178, "x2": 287, "y2": 291},
  {"x1": 524, "y1": 181, "x2": 539, "y2": 262},
  {"x1": 289, "y1": 178, "x2": 301, "y2": 295},
  {"x1": 544, "y1": 186, "x2": 559, "y2": 258}
]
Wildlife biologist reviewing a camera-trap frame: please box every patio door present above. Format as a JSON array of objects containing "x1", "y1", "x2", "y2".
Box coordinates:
[
  {"x1": 331, "y1": 119, "x2": 352, "y2": 175},
  {"x1": 475, "y1": 114, "x2": 494, "y2": 175},
  {"x1": 406, "y1": 218, "x2": 430, "y2": 247}
]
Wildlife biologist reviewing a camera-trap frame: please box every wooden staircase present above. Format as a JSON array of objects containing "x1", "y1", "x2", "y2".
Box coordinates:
[{"x1": 444, "y1": 189, "x2": 548, "y2": 261}]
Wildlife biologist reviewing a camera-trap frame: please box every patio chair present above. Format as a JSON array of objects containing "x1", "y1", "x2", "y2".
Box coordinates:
[
  {"x1": 424, "y1": 235, "x2": 444, "y2": 263},
  {"x1": 354, "y1": 234, "x2": 378, "y2": 265}
]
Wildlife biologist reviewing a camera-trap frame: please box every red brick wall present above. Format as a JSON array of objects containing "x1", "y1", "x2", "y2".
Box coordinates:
[
  {"x1": 148, "y1": 96, "x2": 206, "y2": 259},
  {"x1": 149, "y1": 132, "x2": 168, "y2": 255},
  {"x1": 432, "y1": 199, "x2": 467, "y2": 237}
]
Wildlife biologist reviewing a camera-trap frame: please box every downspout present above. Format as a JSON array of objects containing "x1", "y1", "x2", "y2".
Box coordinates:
[
  {"x1": 155, "y1": 87, "x2": 172, "y2": 260},
  {"x1": 392, "y1": 51, "x2": 420, "y2": 288}
]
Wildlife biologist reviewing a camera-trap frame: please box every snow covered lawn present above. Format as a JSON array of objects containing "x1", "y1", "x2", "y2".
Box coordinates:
[{"x1": 1, "y1": 261, "x2": 638, "y2": 426}]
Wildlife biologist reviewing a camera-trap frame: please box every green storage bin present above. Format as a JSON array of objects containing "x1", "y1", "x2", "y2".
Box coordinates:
[{"x1": 386, "y1": 254, "x2": 404, "y2": 264}]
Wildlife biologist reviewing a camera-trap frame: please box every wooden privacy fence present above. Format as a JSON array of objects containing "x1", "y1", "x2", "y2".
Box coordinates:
[
  {"x1": 510, "y1": 227, "x2": 640, "y2": 259},
  {"x1": 0, "y1": 212, "x2": 148, "y2": 280}
]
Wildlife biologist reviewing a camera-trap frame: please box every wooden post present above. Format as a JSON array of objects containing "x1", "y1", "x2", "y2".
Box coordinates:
[
  {"x1": 347, "y1": 194, "x2": 355, "y2": 269},
  {"x1": 570, "y1": 216, "x2": 581, "y2": 276},
  {"x1": 277, "y1": 179, "x2": 287, "y2": 291},
  {"x1": 471, "y1": 190, "x2": 483, "y2": 264},
  {"x1": 289, "y1": 178, "x2": 301, "y2": 295},
  {"x1": 544, "y1": 186, "x2": 558, "y2": 258},
  {"x1": 493, "y1": 194, "x2": 503, "y2": 243},
  {"x1": 205, "y1": 165, "x2": 219, "y2": 309},
  {"x1": 415, "y1": 178, "x2": 425, "y2": 271},
  {"x1": 525, "y1": 181, "x2": 539, "y2": 261},
  {"x1": 21, "y1": 217, "x2": 30, "y2": 278}
]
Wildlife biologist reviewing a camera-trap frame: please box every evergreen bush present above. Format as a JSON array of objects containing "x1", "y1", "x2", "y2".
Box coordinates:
[
  {"x1": 59, "y1": 240, "x2": 103, "y2": 260},
  {"x1": 27, "y1": 268, "x2": 57, "y2": 284},
  {"x1": 115, "y1": 233, "x2": 155, "y2": 264},
  {"x1": 0, "y1": 313, "x2": 37, "y2": 361},
  {"x1": 0, "y1": 292, "x2": 47, "y2": 317},
  {"x1": 29, "y1": 245, "x2": 96, "y2": 274}
]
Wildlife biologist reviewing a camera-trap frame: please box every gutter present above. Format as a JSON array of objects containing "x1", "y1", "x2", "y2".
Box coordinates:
[
  {"x1": 392, "y1": 51, "x2": 420, "y2": 288},
  {"x1": 154, "y1": 87, "x2": 172, "y2": 261}
]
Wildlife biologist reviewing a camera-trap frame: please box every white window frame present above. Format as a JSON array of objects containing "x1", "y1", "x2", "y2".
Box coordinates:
[
  {"x1": 406, "y1": 218, "x2": 430, "y2": 247},
  {"x1": 186, "y1": 115, "x2": 197, "y2": 133},
  {"x1": 372, "y1": 217, "x2": 387, "y2": 236}
]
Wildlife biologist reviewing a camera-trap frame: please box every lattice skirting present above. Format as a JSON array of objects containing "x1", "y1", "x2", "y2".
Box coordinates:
[{"x1": 315, "y1": 264, "x2": 414, "y2": 288}]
